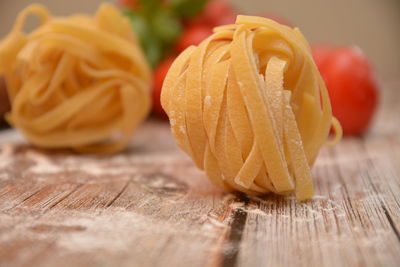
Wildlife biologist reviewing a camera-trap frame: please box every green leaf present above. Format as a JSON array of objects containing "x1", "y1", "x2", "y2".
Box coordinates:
[
  {"x1": 122, "y1": 10, "x2": 163, "y2": 68},
  {"x1": 138, "y1": 0, "x2": 160, "y2": 12},
  {"x1": 171, "y1": 0, "x2": 208, "y2": 17},
  {"x1": 151, "y1": 10, "x2": 182, "y2": 45},
  {"x1": 142, "y1": 35, "x2": 163, "y2": 68},
  {"x1": 122, "y1": 10, "x2": 147, "y2": 39}
]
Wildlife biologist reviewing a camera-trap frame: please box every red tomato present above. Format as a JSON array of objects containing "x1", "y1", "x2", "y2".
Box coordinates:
[
  {"x1": 176, "y1": 24, "x2": 213, "y2": 52},
  {"x1": 311, "y1": 44, "x2": 335, "y2": 69},
  {"x1": 205, "y1": 0, "x2": 237, "y2": 26},
  {"x1": 188, "y1": 0, "x2": 237, "y2": 27},
  {"x1": 152, "y1": 58, "x2": 174, "y2": 118},
  {"x1": 313, "y1": 45, "x2": 378, "y2": 135},
  {"x1": 118, "y1": 0, "x2": 140, "y2": 8}
]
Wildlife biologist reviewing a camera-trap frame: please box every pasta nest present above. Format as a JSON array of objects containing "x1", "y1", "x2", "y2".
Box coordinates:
[
  {"x1": 0, "y1": 4, "x2": 151, "y2": 153},
  {"x1": 161, "y1": 16, "x2": 341, "y2": 200}
]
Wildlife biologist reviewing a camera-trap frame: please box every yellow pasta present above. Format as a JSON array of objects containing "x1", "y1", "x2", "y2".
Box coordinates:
[
  {"x1": 0, "y1": 4, "x2": 151, "y2": 153},
  {"x1": 161, "y1": 15, "x2": 342, "y2": 201}
]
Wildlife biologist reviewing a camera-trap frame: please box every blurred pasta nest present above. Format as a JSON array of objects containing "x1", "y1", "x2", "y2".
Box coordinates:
[
  {"x1": 161, "y1": 16, "x2": 341, "y2": 200},
  {"x1": 0, "y1": 4, "x2": 151, "y2": 153}
]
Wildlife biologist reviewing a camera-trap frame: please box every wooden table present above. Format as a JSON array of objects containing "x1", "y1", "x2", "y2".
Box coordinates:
[{"x1": 1, "y1": 81, "x2": 399, "y2": 267}]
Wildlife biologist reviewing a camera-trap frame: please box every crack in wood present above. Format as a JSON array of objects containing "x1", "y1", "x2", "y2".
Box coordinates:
[
  {"x1": 358, "y1": 140, "x2": 400, "y2": 243},
  {"x1": 6, "y1": 188, "x2": 45, "y2": 211},
  {"x1": 105, "y1": 179, "x2": 131, "y2": 208},
  {"x1": 48, "y1": 184, "x2": 83, "y2": 209},
  {"x1": 382, "y1": 205, "x2": 400, "y2": 242},
  {"x1": 220, "y1": 194, "x2": 249, "y2": 267},
  {"x1": 329, "y1": 147, "x2": 367, "y2": 266}
]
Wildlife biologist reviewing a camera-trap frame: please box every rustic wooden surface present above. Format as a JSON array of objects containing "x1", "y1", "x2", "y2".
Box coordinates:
[{"x1": 0, "y1": 80, "x2": 400, "y2": 267}]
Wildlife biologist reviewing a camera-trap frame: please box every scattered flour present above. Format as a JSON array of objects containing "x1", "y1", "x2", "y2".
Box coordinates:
[
  {"x1": 204, "y1": 95, "x2": 212, "y2": 106},
  {"x1": 26, "y1": 151, "x2": 62, "y2": 173},
  {"x1": 0, "y1": 144, "x2": 14, "y2": 169},
  {"x1": 234, "y1": 177, "x2": 248, "y2": 188}
]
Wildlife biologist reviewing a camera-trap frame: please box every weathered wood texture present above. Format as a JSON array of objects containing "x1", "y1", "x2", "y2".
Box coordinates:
[{"x1": 0, "y1": 81, "x2": 399, "y2": 267}]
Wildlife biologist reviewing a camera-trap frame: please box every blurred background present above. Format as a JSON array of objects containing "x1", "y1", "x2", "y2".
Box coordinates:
[
  {"x1": 0, "y1": 0, "x2": 399, "y2": 135},
  {"x1": 1, "y1": 0, "x2": 399, "y2": 78}
]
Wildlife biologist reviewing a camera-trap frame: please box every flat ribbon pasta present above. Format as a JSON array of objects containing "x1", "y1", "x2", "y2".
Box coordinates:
[
  {"x1": 0, "y1": 4, "x2": 151, "y2": 153},
  {"x1": 161, "y1": 15, "x2": 342, "y2": 201}
]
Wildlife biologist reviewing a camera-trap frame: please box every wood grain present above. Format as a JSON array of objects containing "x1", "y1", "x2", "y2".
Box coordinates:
[{"x1": 0, "y1": 81, "x2": 399, "y2": 267}]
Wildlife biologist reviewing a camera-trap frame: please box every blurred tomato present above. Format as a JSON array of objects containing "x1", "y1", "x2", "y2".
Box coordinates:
[
  {"x1": 204, "y1": 0, "x2": 237, "y2": 26},
  {"x1": 152, "y1": 58, "x2": 174, "y2": 118},
  {"x1": 313, "y1": 45, "x2": 378, "y2": 135},
  {"x1": 260, "y1": 13, "x2": 293, "y2": 27},
  {"x1": 188, "y1": 0, "x2": 236, "y2": 27},
  {"x1": 176, "y1": 24, "x2": 213, "y2": 52},
  {"x1": 311, "y1": 44, "x2": 335, "y2": 68},
  {"x1": 118, "y1": 0, "x2": 140, "y2": 8}
]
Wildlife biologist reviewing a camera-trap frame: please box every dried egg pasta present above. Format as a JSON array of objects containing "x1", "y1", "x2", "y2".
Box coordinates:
[
  {"x1": 161, "y1": 15, "x2": 342, "y2": 200},
  {"x1": 0, "y1": 4, "x2": 151, "y2": 153}
]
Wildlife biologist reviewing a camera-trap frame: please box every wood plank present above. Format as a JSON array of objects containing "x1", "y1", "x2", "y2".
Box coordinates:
[
  {"x1": 231, "y1": 139, "x2": 400, "y2": 267},
  {"x1": 0, "y1": 122, "x2": 235, "y2": 267}
]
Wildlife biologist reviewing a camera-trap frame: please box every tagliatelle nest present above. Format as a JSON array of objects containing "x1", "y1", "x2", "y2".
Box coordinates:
[
  {"x1": 161, "y1": 16, "x2": 342, "y2": 201},
  {"x1": 0, "y1": 4, "x2": 151, "y2": 153}
]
